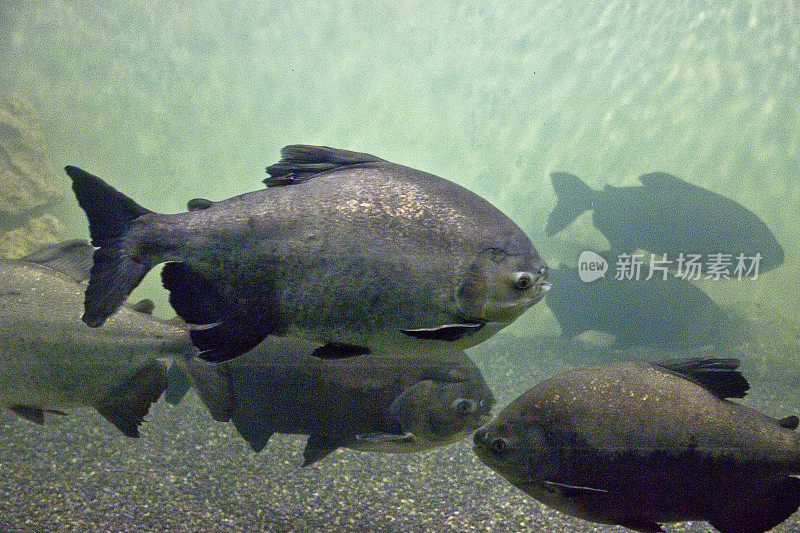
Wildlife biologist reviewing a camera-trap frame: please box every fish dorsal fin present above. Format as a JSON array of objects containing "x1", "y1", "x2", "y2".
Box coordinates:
[
  {"x1": 264, "y1": 145, "x2": 384, "y2": 186},
  {"x1": 637, "y1": 172, "x2": 698, "y2": 191},
  {"x1": 652, "y1": 358, "x2": 749, "y2": 399},
  {"x1": 93, "y1": 360, "x2": 168, "y2": 437},
  {"x1": 187, "y1": 198, "x2": 213, "y2": 211},
  {"x1": 20, "y1": 239, "x2": 94, "y2": 282}
]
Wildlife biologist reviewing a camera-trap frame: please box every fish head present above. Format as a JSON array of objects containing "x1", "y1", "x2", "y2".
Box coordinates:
[
  {"x1": 391, "y1": 376, "x2": 495, "y2": 446},
  {"x1": 473, "y1": 417, "x2": 556, "y2": 487},
  {"x1": 456, "y1": 245, "x2": 550, "y2": 324}
]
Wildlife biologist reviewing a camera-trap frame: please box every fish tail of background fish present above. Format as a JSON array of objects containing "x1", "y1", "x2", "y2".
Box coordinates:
[
  {"x1": 545, "y1": 172, "x2": 598, "y2": 236},
  {"x1": 66, "y1": 166, "x2": 155, "y2": 328}
]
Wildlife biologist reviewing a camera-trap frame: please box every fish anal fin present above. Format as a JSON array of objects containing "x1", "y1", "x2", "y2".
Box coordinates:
[
  {"x1": 93, "y1": 360, "x2": 168, "y2": 437},
  {"x1": 401, "y1": 323, "x2": 484, "y2": 342},
  {"x1": 264, "y1": 145, "x2": 384, "y2": 186},
  {"x1": 652, "y1": 357, "x2": 749, "y2": 399},
  {"x1": 20, "y1": 239, "x2": 95, "y2": 282},
  {"x1": 231, "y1": 416, "x2": 274, "y2": 453},
  {"x1": 310, "y1": 343, "x2": 370, "y2": 360},
  {"x1": 9, "y1": 405, "x2": 45, "y2": 424},
  {"x1": 710, "y1": 476, "x2": 800, "y2": 533},
  {"x1": 191, "y1": 319, "x2": 273, "y2": 363},
  {"x1": 302, "y1": 435, "x2": 343, "y2": 466}
]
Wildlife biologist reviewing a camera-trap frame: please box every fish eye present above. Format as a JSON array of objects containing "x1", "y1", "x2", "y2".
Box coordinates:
[
  {"x1": 512, "y1": 271, "x2": 534, "y2": 290},
  {"x1": 491, "y1": 438, "x2": 508, "y2": 455},
  {"x1": 453, "y1": 399, "x2": 477, "y2": 413}
]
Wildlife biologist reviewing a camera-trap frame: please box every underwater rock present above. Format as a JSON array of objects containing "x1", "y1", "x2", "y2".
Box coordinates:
[{"x1": 0, "y1": 90, "x2": 64, "y2": 257}]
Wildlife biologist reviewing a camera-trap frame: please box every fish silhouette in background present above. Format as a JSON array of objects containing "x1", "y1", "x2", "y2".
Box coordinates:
[{"x1": 546, "y1": 172, "x2": 784, "y2": 273}]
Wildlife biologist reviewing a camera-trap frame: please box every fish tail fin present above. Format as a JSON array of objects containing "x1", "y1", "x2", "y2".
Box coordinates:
[
  {"x1": 546, "y1": 172, "x2": 596, "y2": 235},
  {"x1": 66, "y1": 166, "x2": 154, "y2": 327},
  {"x1": 709, "y1": 476, "x2": 800, "y2": 533}
]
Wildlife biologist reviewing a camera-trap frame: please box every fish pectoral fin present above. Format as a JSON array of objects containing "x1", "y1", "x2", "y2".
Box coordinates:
[
  {"x1": 264, "y1": 145, "x2": 385, "y2": 186},
  {"x1": 355, "y1": 432, "x2": 415, "y2": 444},
  {"x1": 20, "y1": 239, "x2": 95, "y2": 282},
  {"x1": 302, "y1": 435, "x2": 344, "y2": 467},
  {"x1": 93, "y1": 360, "x2": 168, "y2": 438},
  {"x1": 617, "y1": 520, "x2": 665, "y2": 533},
  {"x1": 401, "y1": 323, "x2": 485, "y2": 342},
  {"x1": 310, "y1": 343, "x2": 371, "y2": 360},
  {"x1": 779, "y1": 415, "x2": 799, "y2": 430},
  {"x1": 651, "y1": 357, "x2": 749, "y2": 399},
  {"x1": 9, "y1": 405, "x2": 45, "y2": 424},
  {"x1": 541, "y1": 480, "x2": 608, "y2": 498}
]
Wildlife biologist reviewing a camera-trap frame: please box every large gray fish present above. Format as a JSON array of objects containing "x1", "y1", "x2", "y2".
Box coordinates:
[
  {"x1": 66, "y1": 145, "x2": 549, "y2": 362},
  {"x1": 0, "y1": 240, "x2": 196, "y2": 437},
  {"x1": 546, "y1": 172, "x2": 784, "y2": 272},
  {"x1": 474, "y1": 358, "x2": 800, "y2": 533},
  {"x1": 170, "y1": 336, "x2": 495, "y2": 466},
  {"x1": 546, "y1": 262, "x2": 746, "y2": 349}
]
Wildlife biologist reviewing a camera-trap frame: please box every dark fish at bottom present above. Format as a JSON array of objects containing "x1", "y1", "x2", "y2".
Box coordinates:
[
  {"x1": 172, "y1": 337, "x2": 495, "y2": 466},
  {"x1": 473, "y1": 358, "x2": 800, "y2": 533}
]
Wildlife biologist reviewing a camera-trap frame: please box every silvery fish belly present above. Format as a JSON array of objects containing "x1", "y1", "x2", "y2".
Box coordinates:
[
  {"x1": 67, "y1": 145, "x2": 549, "y2": 362},
  {"x1": 0, "y1": 241, "x2": 195, "y2": 437}
]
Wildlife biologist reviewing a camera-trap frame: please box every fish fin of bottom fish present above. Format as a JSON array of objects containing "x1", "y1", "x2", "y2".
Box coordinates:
[
  {"x1": 401, "y1": 323, "x2": 484, "y2": 341},
  {"x1": 231, "y1": 415, "x2": 274, "y2": 453},
  {"x1": 9, "y1": 406, "x2": 68, "y2": 424},
  {"x1": 183, "y1": 358, "x2": 233, "y2": 422},
  {"x1": 310, "y1": 343, "x2": 370, "y2": 360},
  {"x1": 779, "y1": 415, "x2": 799, "y2": 430},
  {"x1": 302, "y1": 435, "x2": 344, "y2": 466},
  {"x1": 541, "y1": 480, "x2": 608, "y2": 498},
  {"x1": 709, "y1": 476, "x2": 800, "y2": 533},
  {"x1": 616, "y1": 521, "x2": 665, "y2": 533},
  {"x1": 354, "y1": 432, "x2": 414, "y2": 444},
  {"x1": 9, "y1": 405, "x2": 45, "y2": 424},
  {"x1": 164, "y1": 362, "x2": 192, "y2": 405},
  {"x1": 651, "y1": 358, "x2": 749, "y2": 399},
  {"x1": 93, "y1": 360, "x2": 168, "y2": 438}
]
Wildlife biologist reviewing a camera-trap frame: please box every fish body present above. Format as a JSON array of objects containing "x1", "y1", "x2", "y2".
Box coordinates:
[
  {"x1": 546, "y1": 172, "x2": 784, "y2": 272},
  {"x1": 0, "y1": 241, "x2": 195, "y2": 436},
  {"x1": 175, "y1": 336, "x2": 494, "y2": 465},
  {"x1": 67, "y1": 145, "x2": 549, "y2": 362},
  {"x1": 545, "y1": 262, "x2": 745, "y2": 349},
  {"x1": 474, "y1": 358, "x2": 800, "y2": 532}
]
